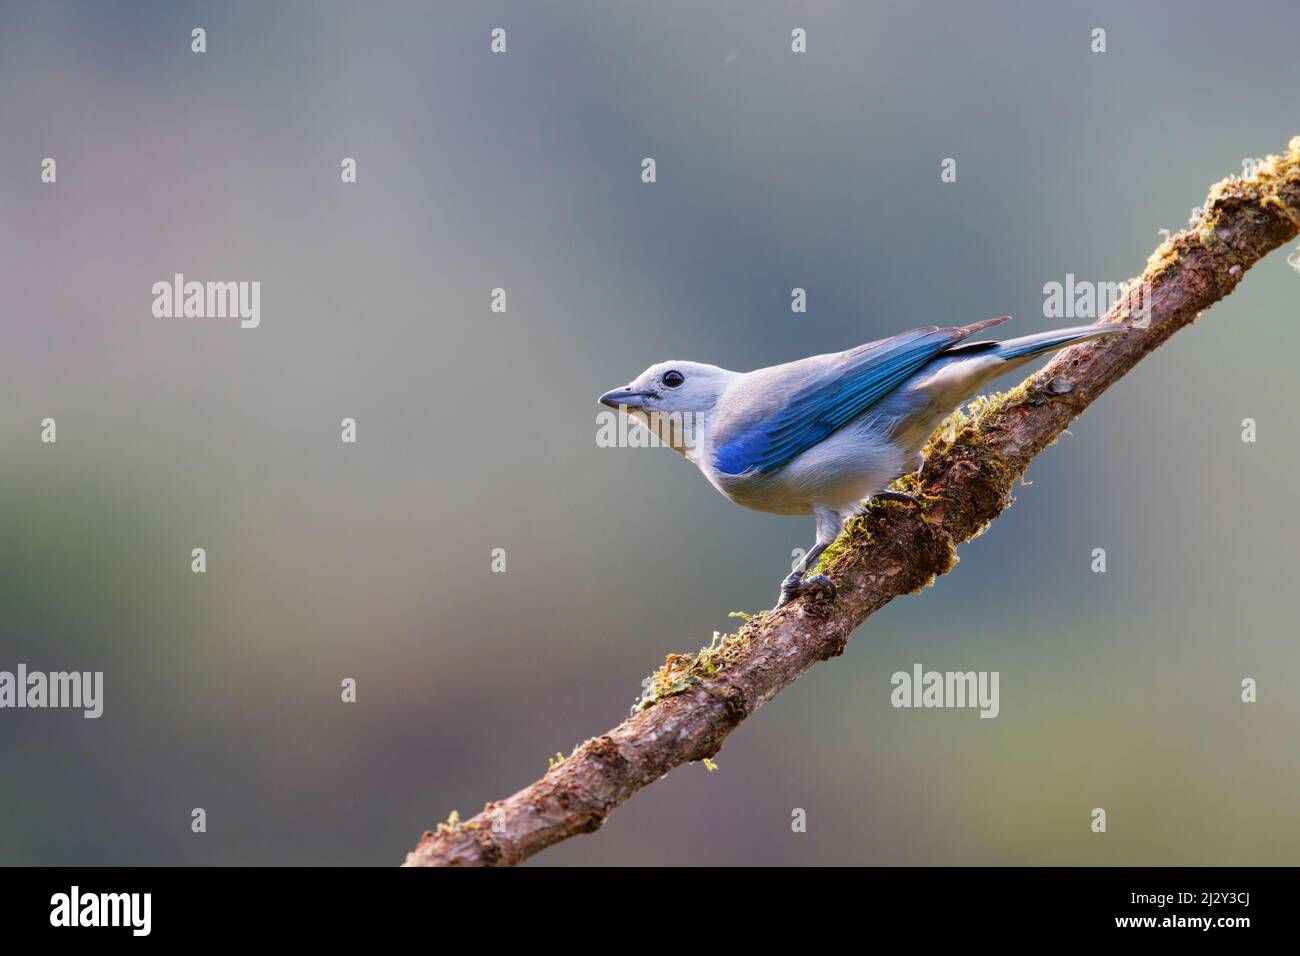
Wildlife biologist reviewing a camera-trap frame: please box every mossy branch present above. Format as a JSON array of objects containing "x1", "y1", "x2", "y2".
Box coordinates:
[{"x1": 403, "y1": 137, "x2": 1300, "y2": 867}]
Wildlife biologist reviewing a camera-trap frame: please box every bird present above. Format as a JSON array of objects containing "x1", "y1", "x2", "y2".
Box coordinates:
[{"x1": 598, "y1": 316, "x2": 1127, "y2": 608}]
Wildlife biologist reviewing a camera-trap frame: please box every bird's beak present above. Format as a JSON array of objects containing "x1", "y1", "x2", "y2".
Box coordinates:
[{"x1": 598, "y1": 387, "x2": 649, "y2": 409}]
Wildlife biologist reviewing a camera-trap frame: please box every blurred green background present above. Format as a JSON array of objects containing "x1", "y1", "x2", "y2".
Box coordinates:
[{"x1": 2, "y1": 0, "x2": 1297, "y2": 865}]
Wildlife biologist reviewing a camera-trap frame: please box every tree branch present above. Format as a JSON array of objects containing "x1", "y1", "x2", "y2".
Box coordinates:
[{"x1": 404, "y1": 137, "x2": 1300, "y2": 867}]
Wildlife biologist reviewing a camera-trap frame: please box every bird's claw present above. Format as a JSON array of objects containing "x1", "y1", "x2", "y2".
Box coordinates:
[
  {"x1": 802, "y1": 574, "x2": 837, "y2": 601},
  {"x1": 776, "y1": 573, "x2": 837, "y2": 608}
]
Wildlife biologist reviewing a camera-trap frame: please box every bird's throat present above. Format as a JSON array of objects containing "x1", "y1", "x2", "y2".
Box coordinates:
[{"x1": 628, "y1": 408, "x2": 706, "y2": 458}]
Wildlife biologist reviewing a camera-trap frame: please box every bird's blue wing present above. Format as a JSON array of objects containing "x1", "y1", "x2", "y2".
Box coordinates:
[{"x1": 712, "y1": 323, "x2": 995, "y2": 476}]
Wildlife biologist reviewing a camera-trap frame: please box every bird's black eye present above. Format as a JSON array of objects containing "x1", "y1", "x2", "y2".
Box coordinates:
[{"x1": 662, "y1": 370, "x2": 685, "y2": 388}]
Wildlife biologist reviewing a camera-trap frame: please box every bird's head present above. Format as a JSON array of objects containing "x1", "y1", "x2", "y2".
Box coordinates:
[{"x1": 598, "y1": 361, "x2": 733, "y2": 455}]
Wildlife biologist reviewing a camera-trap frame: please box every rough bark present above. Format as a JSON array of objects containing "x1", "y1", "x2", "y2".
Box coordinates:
[{"x1": 404, "y1": 137, "x2": 1300, "y2": 867}]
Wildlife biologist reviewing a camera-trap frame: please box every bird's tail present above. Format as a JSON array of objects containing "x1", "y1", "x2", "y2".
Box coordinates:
[{"x1": 993, "y1": 323, "x2": 1127, "y2": 362}]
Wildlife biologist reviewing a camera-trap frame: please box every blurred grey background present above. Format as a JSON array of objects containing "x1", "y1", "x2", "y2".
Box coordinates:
[{"x1": 1, "y1": 0, "x2": 1297, "y2": 865}]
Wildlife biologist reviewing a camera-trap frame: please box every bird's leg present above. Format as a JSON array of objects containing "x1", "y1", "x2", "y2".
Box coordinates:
[
  {"x1": 775, "y1": 507, "x2": 844, "y2": 608},
  {"x1": 777, "y1": 543, "x2": 834, "y2": 607},
  {"x1": 860, "y1": 454, "x2": 927, "y2": 513}
]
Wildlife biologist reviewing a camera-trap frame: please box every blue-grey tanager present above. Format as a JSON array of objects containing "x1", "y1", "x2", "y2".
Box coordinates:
[{"x1": 599, "y1": 316, "x2": 1126, "y2": 606}]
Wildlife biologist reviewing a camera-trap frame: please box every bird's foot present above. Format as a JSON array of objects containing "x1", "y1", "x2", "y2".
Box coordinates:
[{"x1": 776, "y1": 573, "x2": 837, "y2": 608}]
